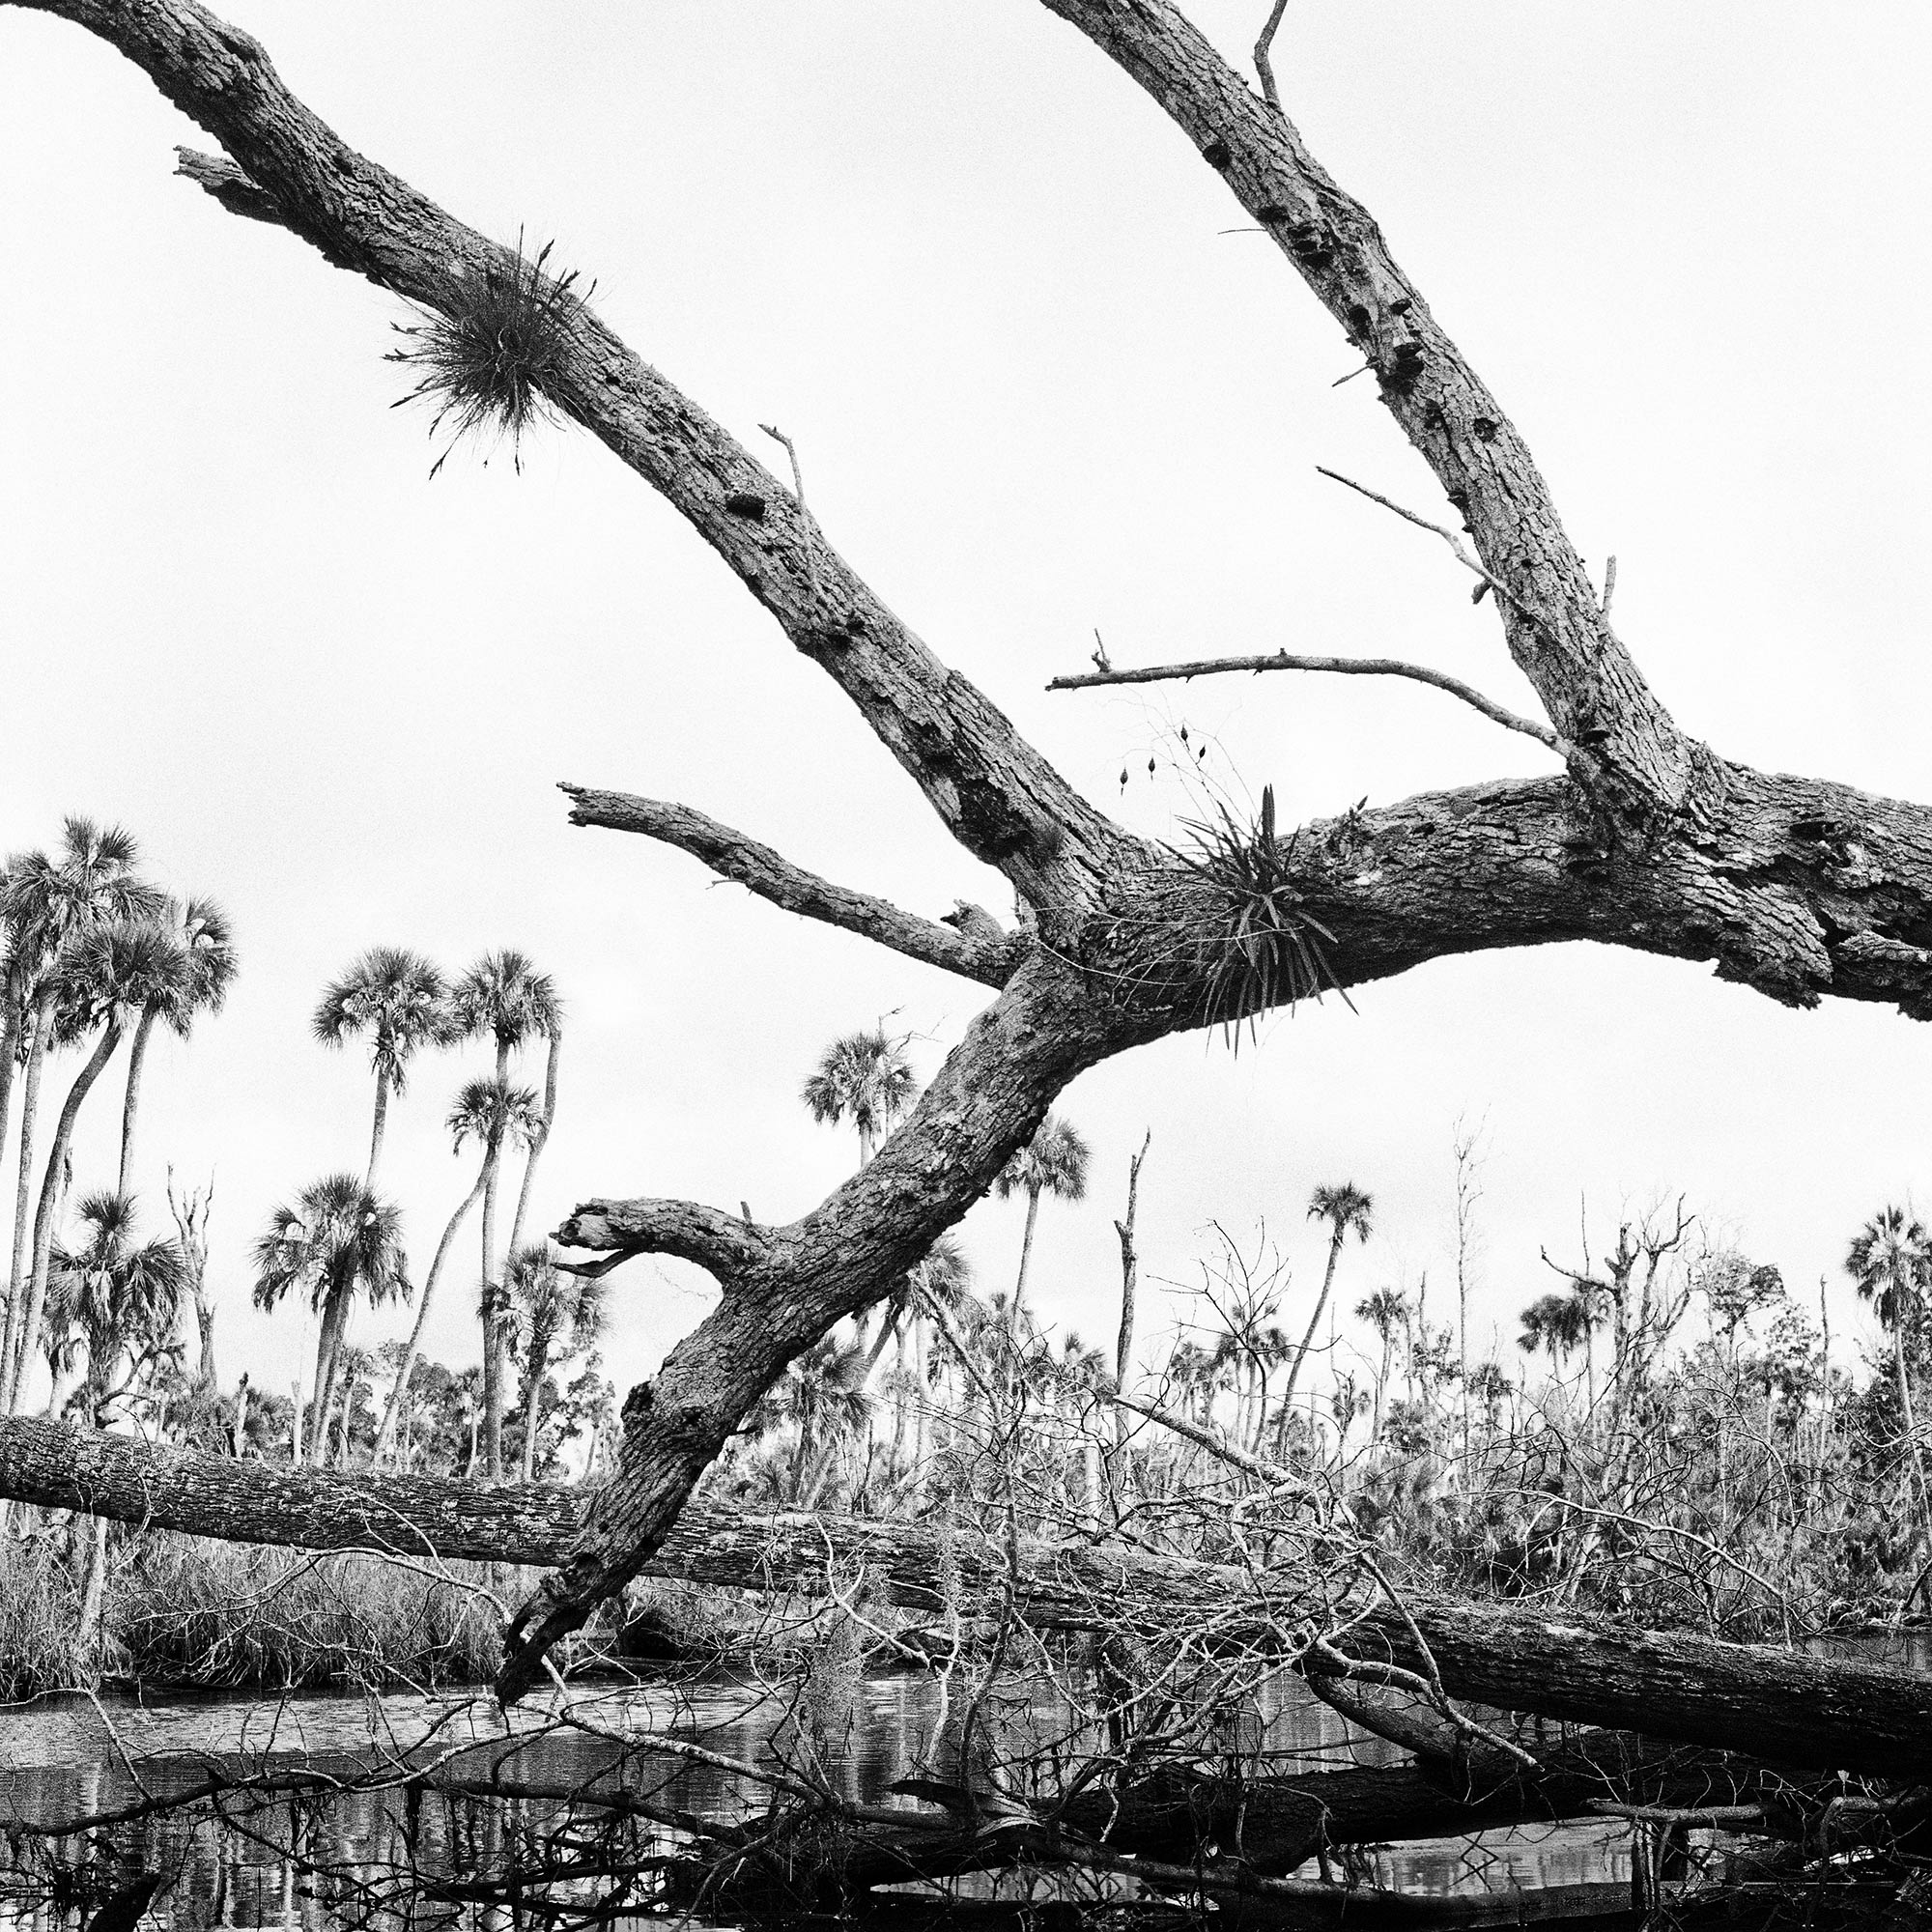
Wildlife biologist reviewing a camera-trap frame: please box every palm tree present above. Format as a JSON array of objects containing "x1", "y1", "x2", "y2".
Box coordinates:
[
  {"x1": 313, "y1": 947, "x2": 449, "y2": 1182},
  {"x1": 0, "y1": 820, "x2": 160, "y2": 1397},
  {"x1": 504, "y1": 1241, "x2": 608, "y2": 1482},
  {"x1": 995, "y1": 1114, "x2": 1090, "y2": 1321},
  {"x1": 1518, "y1": 1290, "x2": 1592, "y2": 1377},
  {"x1": 1282, "y1": 1182, "x2": 1374, "y2": 1410},
  {"x1": 1846, "y1": 1206, "x2": 1932, "y2": 1540},
  {"x1": 9, "y1": 917, "x2": 185, "y2": 1412},
  {"x1": 866, "y1": 1235, "x2": 971, "y2": 1468},
  {"x1": 502, "y1": 1007, "x2": 563, "y2": 1267},
  {"x1": 801, "y1": 1028, "x2": 918, "y2": 1168},
  {"x1": 252, "y1": 1173, "x2": 410, "y2": 1466},
  {"x1": 773, "y1": 1337, "x2": 874, "y2": 1506},
  {"x1": 118, "y1": 895, "x2": 237, "y2": 1197},
  {"x1": 1355, "y1": 1286, "x2": 1408, "y2": 1440},
  {"x1": 370, "y1": 1074, "x2": 541, "y2": 1465},
  {"x1": 44, "y1": 1189, "x2": 186, "y2": 1426},
  {"x1": 44, "y1": 1188, "x2": 187, "y2": 1644},
  {"x1": 450, "y1": 951, "x2": 560, "y2": 1478}
]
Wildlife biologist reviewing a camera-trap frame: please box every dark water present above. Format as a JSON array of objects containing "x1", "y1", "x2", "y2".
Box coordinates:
[{"x1": 0, "y1": 1667, "x2": 1661, "y2": 1927}]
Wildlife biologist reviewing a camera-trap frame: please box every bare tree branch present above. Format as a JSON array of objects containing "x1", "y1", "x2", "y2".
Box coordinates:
[
  {"x1": 1035, "y1": 0, "x2": 1687, "y2": 809},
  {"x1": 14, "y1": 0, "x2": 1131, "y2": 913},
  {"x1": 1048, "y1": 649, "x2": 1567, "y2": 753},
  {"x1": 560, "y1": 784, "x2": 1019, "y2": 987},
  {"x1": 552, "y1": 1197, "x2": 774, "y2": 1282}
]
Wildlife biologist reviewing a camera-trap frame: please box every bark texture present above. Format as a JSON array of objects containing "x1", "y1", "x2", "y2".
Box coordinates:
[
  {"x1": 15, "y1": 0, "x2": 1932, "y2": 1705},
  {"x1": 7, "y1": 1417, "x2": 1930, "y2": 1780}
]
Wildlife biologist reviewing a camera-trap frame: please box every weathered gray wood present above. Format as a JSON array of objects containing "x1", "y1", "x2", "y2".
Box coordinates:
[
  {"x1": 7, "y1": 1419, "x2": 1928, "y2": 1778},
  {"x1": 19, "y1": 0, "x2": 1932, "y2": 1715}
]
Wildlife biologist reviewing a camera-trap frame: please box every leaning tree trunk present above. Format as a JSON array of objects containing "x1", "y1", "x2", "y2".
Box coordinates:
[
  {"x1": 1010, "y1": 1186, "x2": 1042, "y2": 1321},
  {"x1": 372, "y1": 1158, "x2": 491, "y2": 1463},
  {"x1": 12, "y1": 1017, "x2": 124, "y2": 1414},
  {"x1": 116, "y1": 1001, "x2": 160, "y2": 1199},
  {"x1": 8, "y1": 1415, "x2": 1932, "y2": 1780},
  {"x1": 503, "y1": 1031, "x2": 560, "y2": 1267},
  {"x1": 44, "y1": 0, "x2": 1932, "y2": 1710},
  {"x1": 1282, "y1": 1232, "x2": 1344, "y2": 1412}
]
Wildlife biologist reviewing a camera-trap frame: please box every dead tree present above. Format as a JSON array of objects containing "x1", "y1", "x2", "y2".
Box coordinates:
[{"x1": 12, "y1": 0, "x2": 1932, "y2": 1709}]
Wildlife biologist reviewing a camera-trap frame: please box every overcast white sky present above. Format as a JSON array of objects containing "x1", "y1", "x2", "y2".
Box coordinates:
[{"x1": 3, "y1": 3, "x2": 1930, "y2": 1413}]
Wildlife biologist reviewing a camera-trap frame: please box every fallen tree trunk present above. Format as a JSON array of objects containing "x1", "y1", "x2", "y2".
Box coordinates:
[{"x1": 4, "y1": 1419, "x2": 1928, "y2": 1778}]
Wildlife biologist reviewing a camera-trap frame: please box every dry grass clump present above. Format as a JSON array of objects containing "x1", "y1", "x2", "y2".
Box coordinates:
[
  {"x1": 0, "y1": 1535, "x2": 88, "y2": 1697},
  {"x1": 112, "y1": 1536, "x2": 502, "y2": 1690},
  {"x1": 388, "y1": 234, "x2": 589, "y2": 474}
]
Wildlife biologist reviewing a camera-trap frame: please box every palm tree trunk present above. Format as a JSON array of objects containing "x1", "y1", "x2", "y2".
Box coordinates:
[
  {"x1": 1282, "y1": 1234, "x2": 1343, "y2": 1412},
  {"x1": 1011, "y1": 1187, "x2": 1043, "y2": 1319},
  {"x1": 366, "y1": 1065, "x2": 390, "y2": 1185},
  {"x1": 480, "y1": 1041, "x2": 510, "y2": 1480},
  {"x1": 117, "y1": 1003, "x2": 159, "y2": 1199},
  {"x1": 519, "y1": 1332, "x2": 551, "y2": 1484},
  {"x1": 372, "y1": 1161, "x2": 490, "y2": 1464},
  {"x1": 2, "y1": 1003, "x2": 49, "y2": 1405},
  {"x1": 0, "y1": 1004, "x2": 19, "y2": 1344},
  {"x1": 76, "y1": 1512, "x2": 110, "y2": 1649},
  {"x1": 480, "y1": 1118, "x2": 506, "y2": 1481},
  {"x1": 504, "y1": 1032, "x2": 560, "y2": 1266},
  {"x1": 1893, "y1": 1325, "x2": 1930, "y2": 1554},
  {"x1": 12, "y1": 1018, "x2": 123, "y2": 1413},
  {"x1": 307, "y1": 1289, "x2": 349, "y2": 1466}
]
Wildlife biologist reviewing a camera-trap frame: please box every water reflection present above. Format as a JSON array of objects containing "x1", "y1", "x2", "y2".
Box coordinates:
[{"x1": 0, "y1": 1664, "x2": 1738, "y2": 1927}]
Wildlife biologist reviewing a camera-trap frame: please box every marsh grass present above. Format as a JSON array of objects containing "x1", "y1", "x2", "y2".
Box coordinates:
[
  {"x1": 0, "y1": 1535, "x2": 87, "y2": 1699},
  {"x1": 0, "y1": 1531, "x2": 504, "y2": 1693},
  {"x1": 115, "y1": 1536, "x2": 503, "y2": 1690}
]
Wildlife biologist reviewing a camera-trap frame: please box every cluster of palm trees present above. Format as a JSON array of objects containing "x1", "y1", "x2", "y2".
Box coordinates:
[
  {"x1": 0, "y1": 819, "x2": 236, "y2": 1436},
  {"x1": 253, "y1": 946, "x2": 573, "y2": 1477}
]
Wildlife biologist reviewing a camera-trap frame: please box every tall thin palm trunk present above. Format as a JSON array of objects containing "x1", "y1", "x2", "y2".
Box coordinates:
[
  {"x1": 472, "y1": 1037, "x2": 518, "y2": 1480},
  {"x1": 1282, "y1": 1233, "x2": 1343, "y2": 1412},
  {"x1": 1011, "y1": 1187, "x2": 1042, "y2": 1319},
  {"x1": 504, "y1": 1033, "x2": 560, "y2": 1264},
  {"x1": 12, "y1": 1018, "x2": 123, "y2": 1411},
  {"x1": 367, "y1": 1065, "x2": 391, "y2": 1184},
  {"x1": 479, "y1": 1094, "x2": 507, "y2": 1479},
  {"x1": 2, "y1": 1003, "x2": 49, "y2": 1401},
  {"x1": 1894, "y1": 1324, "x2": 1930, "y2": 1544},
  {"x1": 308, "y1": 1289, "x2": 350, "y2": 1466},
  {"x1": 518, "y1": 1325, "x2": 554, "y2": 1485},
  {"x1": 373, "y1": 1164, "x2": 490, "y2": 1463},
  {"x1": 117, "y1": 1002, "x2": 160, "y2": 1198},
  {"x1": 0, "y1": 1006, "x2": 19, "y2": 1393}
]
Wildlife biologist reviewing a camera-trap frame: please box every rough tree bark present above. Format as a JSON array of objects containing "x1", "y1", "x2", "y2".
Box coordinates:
[
  {"x1": 7, "y1": 1416, "x2": 1930, "y2": 1781},
  {"x1": 14, "y1": 0, "x2": 1932, "y2": 1709}
]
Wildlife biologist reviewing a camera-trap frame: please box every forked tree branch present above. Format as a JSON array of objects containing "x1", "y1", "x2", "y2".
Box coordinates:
[
  {"x1": 1048, "y1": 650, "x2": 1568, "y2": 753},
  {"x1": 24, "y1": 0, "x2": 1932, "y2": 1714},
  {"x1": 1034, "y1": 0, "x2": 1689, "y2": 810},
  {"x1": 560, "y1": 784, "x2": 1020, "y2": 987}
]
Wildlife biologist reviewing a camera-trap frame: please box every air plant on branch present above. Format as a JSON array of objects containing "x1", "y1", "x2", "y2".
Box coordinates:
[
  {"x1": 388, "y1": 234, "x2": 590, "y2": 475},
  {"x1": 1124, "y1": 783, "x2": 1349, "y2": 1048}
]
